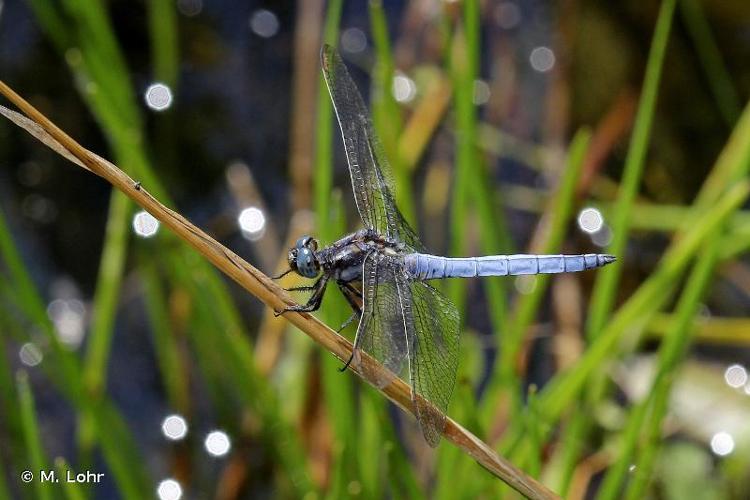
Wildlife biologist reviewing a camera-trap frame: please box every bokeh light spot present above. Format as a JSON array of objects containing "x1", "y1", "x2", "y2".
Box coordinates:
[
  {"x1": 238, "y1": 207, "x2": 266, "y2": 241},
  {"x1": 392, "y1": 73, "x2": 416, "y2": 103},
  {"x1": 205, "y1": 430, "x2": 231, "y2": 457},
  {"x1": 341, "y1": 28, "x2": 367, "y2": 54},
  {"x1": 710, "y1": 432, "x2": 734, "y2": 456},
  {"x1": 19, "y1": 343, "x2": 43, "y2": 367},
  {"x1": 495, "y1": 1, "x2": 521, "y2": 29},
  {"x1": 250, "y1": 9, "x2": 279, "y2": 38},
  {"x1": 724, "y1": 364, "x2": 747, "y2": 388},
  {"x1": 161, "y1": 415, "x2": 188, "y2": 441},
  {"x1": 47, "y1": 299, "x2": 86, "y2": 348},
  {"x1": 157, "y1": 479, "x2": 183, "y2": 500},
  {"x1": 578, "y1": 207, "x2": 604, "y2": 234},
  {"x1": 530, "y1": 46, "x2": 555, "y2": 72},
  {"x1": 591, "y1": 225, "x2": 612, "y2": 247},
  {"x1": 133, "y1": 211, "x2": 160, "y2": 238},
  {"x1": 145, "y1": 83, "x2": 173, "y2": 111}
]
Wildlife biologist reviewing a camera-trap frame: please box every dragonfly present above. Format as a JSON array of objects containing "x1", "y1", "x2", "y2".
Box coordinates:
[{"x1": 277, "y1": 45, "x2": 615, "y2": 447}]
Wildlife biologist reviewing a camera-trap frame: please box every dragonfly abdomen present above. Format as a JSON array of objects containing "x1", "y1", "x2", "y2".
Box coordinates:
[{"x1": 404, "y1": 253, "x2": 615, "y2": 280}]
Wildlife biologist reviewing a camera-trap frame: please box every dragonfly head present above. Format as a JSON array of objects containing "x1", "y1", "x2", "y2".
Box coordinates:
[{"x1": 288, "y1": 236, "x2": 320, "y2": 279}]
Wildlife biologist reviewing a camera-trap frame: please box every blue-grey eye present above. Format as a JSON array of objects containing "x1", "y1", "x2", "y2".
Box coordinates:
[
  {"x1": 295, "y1": 247, "x2": 319, "y2": 278},
  {"x1": 295, "y1": 236, "x2": 310, "y2": 249},
  {"x1": 291, "y1": 235, "x2": 319, "y2": 278}
]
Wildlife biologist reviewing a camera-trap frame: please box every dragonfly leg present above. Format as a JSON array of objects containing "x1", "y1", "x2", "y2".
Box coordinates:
[
  {"x1": 275, "y1": 275, "x2": 328, "y2": 316},
  {"x1": 271, "y1": 268, "x2": 293, "y2": 280},
  {"x1": 284, "y1": 284, "x2": 317, "y2": 292},
  {"x1": 341, "y1": 281, "x2": 363, "y2": 299},
  {"x1": 340, "y1": 348, "x2": 362, "y2": 373},
  {"x1": 337, "y1": 281, "x2": 363, "y2": 313},
  {"x1": 336, "y1": 312, "x2": 358, "y2": 334},
  {"x1": 335, "y1": 281, "x2": 362, "y2": 332},
  {"x1": 336, "y1": 281, "x2": 364, "y2": 371}
]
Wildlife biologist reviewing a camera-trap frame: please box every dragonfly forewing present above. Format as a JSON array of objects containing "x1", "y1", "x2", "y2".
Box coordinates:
[{"x1": 321, "y1": 45, "x2": 425, "y2": 252}]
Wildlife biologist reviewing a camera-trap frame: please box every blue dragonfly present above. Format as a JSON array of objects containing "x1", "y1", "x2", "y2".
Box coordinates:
[{"x1": 277, "y1": 45, "x2": 615, "y2": 446}]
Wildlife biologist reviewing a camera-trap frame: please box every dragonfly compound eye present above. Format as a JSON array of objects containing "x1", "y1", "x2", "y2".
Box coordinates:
[{"x1": 295, "y1": 247, "x2": 319, "y2": 278}]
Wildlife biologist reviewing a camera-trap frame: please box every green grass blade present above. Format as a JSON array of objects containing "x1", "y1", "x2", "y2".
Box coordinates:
[
  {"x1": 16, "y1": 371, "x2": 52, "y2": 500},
  {"x1": 24, "y1": 0, "x2": 71, "y2": 50},
  {"x1": 542, "y1": 411, "x2": 589, "y2": 496},
  {"x1": 0, "y1": 211, "x2": 56, "y2": 332},
  {"x1": 91, "y1": 401, "x2": 152, "y2": 500},
  {"x1": 620, "y1": 241, "x2": 722, "y2": 499},
  {"x1": 314, "y1": 0, "x2": 343, "y2": 245},
  {"x1": 147, "y1": 0, "x2": 179, "y2": 171},
  {"x1": 587, "y1": 0, "x2": 677, "y2": 338},
  {"x1": 320, "y1": 191, "x2": 357, "y2": 455},
  {"x1": 81, "y1": 190, "x2": 131, "y2": 411},
  {"x1": 447, "y1": 0, "x2": 479, "y2": 315},
  {"x1": 369, "y1": 0, "x2": 414, "y2": 222},
  {"x1": 598, "y1": 202, "x2": 750, "y2": 233},
  {"x1": 0, "y1": 455, "x2": 10, "y2": 500},
  {"x1": 435, "y1": 380, "x2": 486, "y2": 499},
  {"x1": 139, "y1": 255, "x2": 189, "y2": 412},
  {"x1": 384, "y1": 441, "x2": 424, "y2": 500},
  {"x1": 0, "y1": 319, "x2": 21, "y2": 500},
  {"x1": 56, "y1": 457, "x2": 88, "y2": 500},
  {"x1": 472, "y1": 171, "x2": 511, "y2": 344},
  {"x1": 0, "y1": 208, "x2": 82, "y2": 396},
  {"x1": 679, "y1": 0, "x2": 741, "y2": 127},
  {"x1": 692, "y1": 101, "x2": 750, "y2": 211},
  {"x1": 524, "y1": 386, "x2": 542, "y2": 478},
  {"x1": 325, "y1": 443, "x2": 347, "y2": 500},
  {"x1": 148, "y1": 0, "x2": 179, "y2": 86},
  {"x1": 358, "y1": 391, "x2": 385, "y2": 498}
]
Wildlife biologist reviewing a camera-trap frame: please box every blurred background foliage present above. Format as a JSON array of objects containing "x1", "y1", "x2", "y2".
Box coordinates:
[{"x1": 1, "y1": 0, "x2": 749, "y2": 498}]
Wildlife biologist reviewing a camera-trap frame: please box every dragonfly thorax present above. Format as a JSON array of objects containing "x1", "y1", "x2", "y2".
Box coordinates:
[{"x1": 288, "y1": 235, "x2": 321, "y2": 279}]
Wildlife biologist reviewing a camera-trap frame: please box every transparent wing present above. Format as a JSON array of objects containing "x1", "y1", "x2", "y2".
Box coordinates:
[
  {"x1": 321, "y1": 44, "x2": 425, "y2": 252},
  {"x1": 355, "y1": 253, "x2": 409, "y2": 388},
  {"x1": 400, "y1": 278, "x2": 461, "y2": 447},
  {"x1": 355, "y1": 252, "x2": 460, "y2": 446}
]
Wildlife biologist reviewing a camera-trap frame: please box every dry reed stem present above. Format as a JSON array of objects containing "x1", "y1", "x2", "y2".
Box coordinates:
[{"x1": 0, "y1": 80, "x2": 560, "y2": 500}]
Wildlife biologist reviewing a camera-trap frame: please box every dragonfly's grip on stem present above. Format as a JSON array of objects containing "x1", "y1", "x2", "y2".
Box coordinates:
[{"x1": 405, "y1": 253, "x2": 616, "y2": 280}]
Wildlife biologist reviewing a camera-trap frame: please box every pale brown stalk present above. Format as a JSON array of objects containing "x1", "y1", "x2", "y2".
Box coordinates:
[{"x1": 0, "y1": 80, "x2": 560, "y2": 500}]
